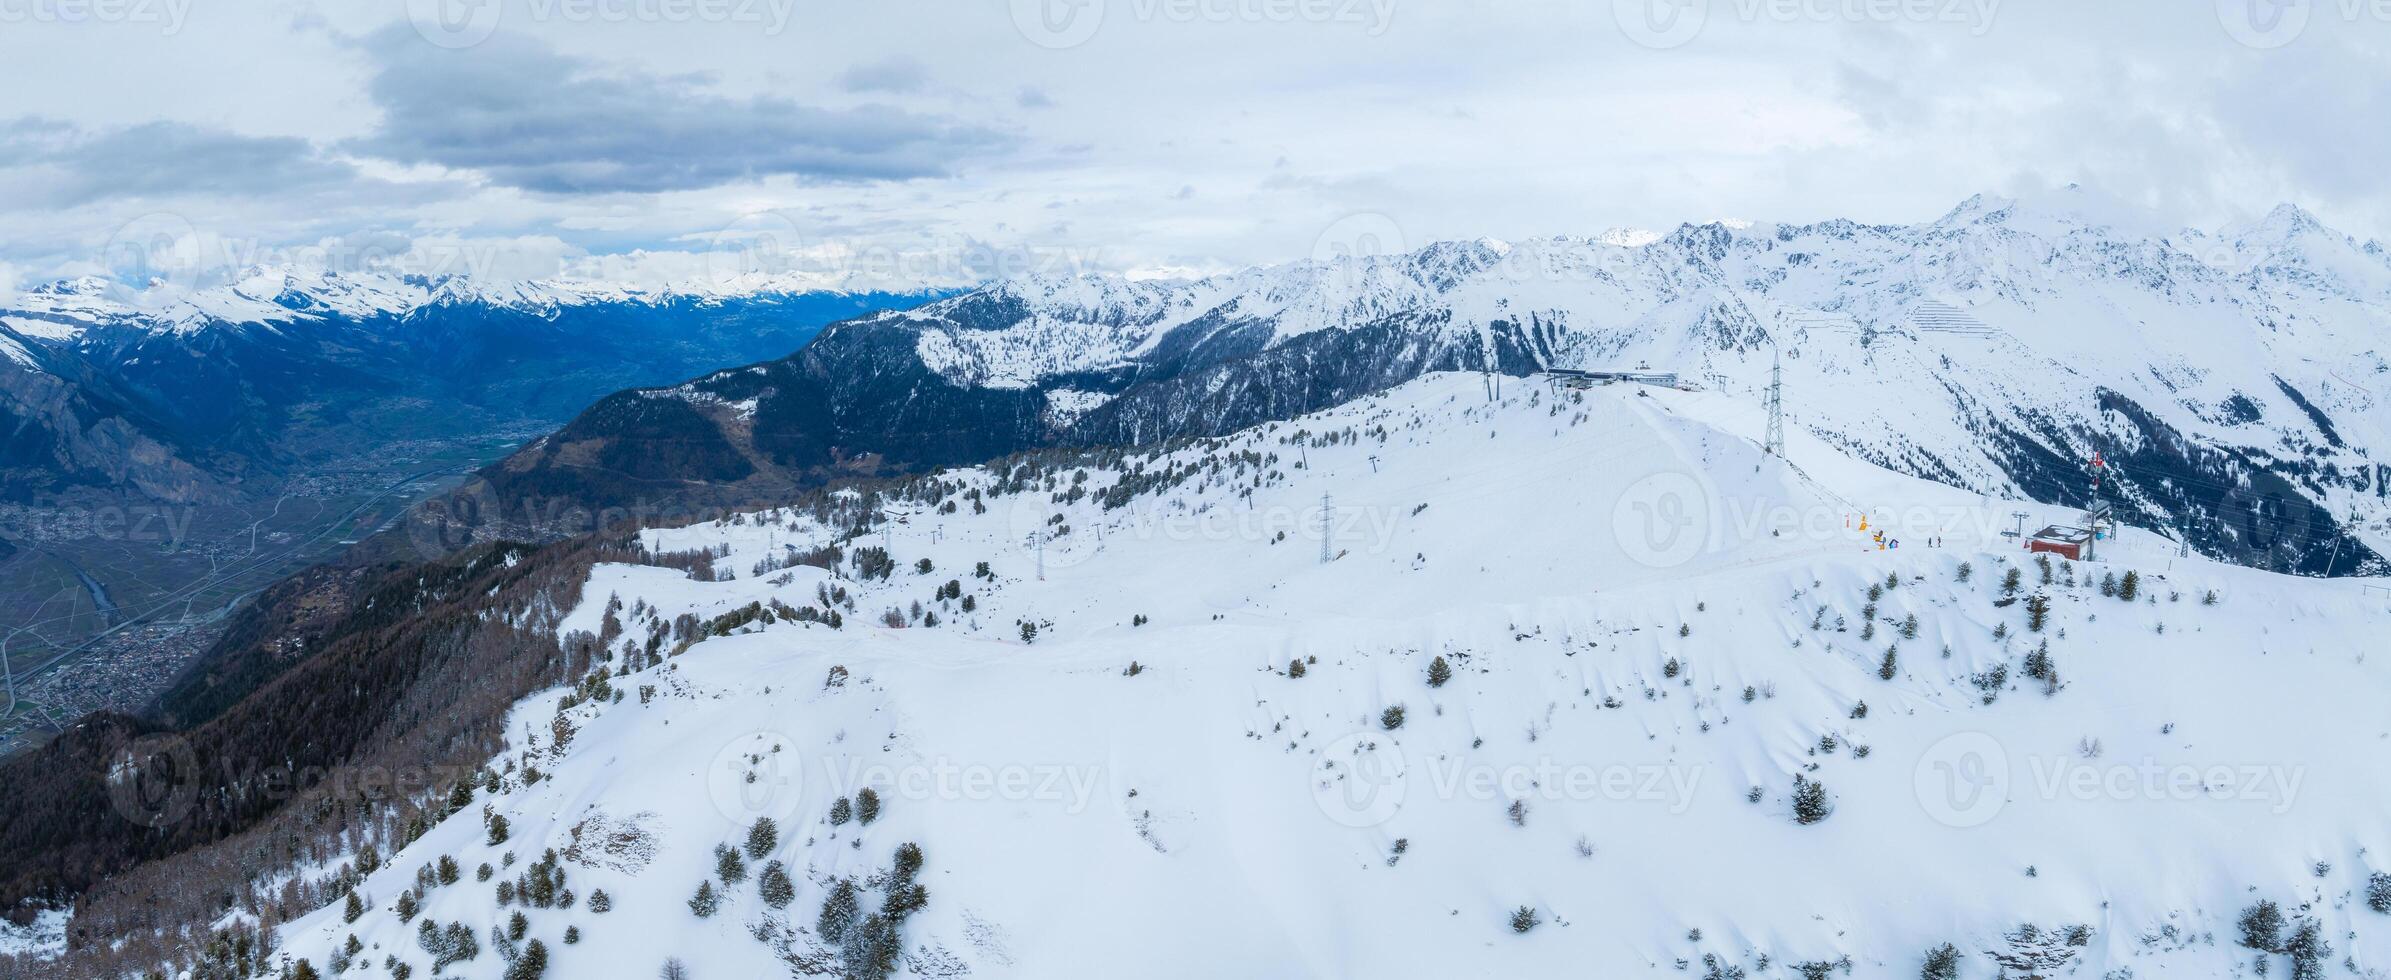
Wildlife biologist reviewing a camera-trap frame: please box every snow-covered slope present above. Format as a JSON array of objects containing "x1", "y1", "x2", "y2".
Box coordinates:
[
  {"x1": 505, "y1": 190, "x2": 2383, "y2": 576},
  {"x1": 269, "y1": 373, "x2": 2391, "y2": 980}
]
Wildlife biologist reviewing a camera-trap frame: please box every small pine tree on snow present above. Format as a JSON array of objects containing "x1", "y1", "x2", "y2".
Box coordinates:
[
  {"x1": 2002, "y1": 567, "x2": 2022, "y2": 595},
  {"x1": 487, "y1": 813, "x2": 510, "y2": 846},
  {"x1": 437, "y1": 855, "x2": 460, "y2": 885},
  {"x1": 818, "y1": 880, "x2": 861, "y2": 942},
  {"x1": 758, "y1": 860, "x2": 796, "y2": 908},
  {"x1": 563, "y1": 926, "x2": 580, "y2": 945},
  {"x1": 857, "y1": 787, "x2": 881, "y2": 825},
  {"x1": 1992, "y1": 621, "x2": 2008, "y2": 640},
  {"x1": 342, "y1": 889, "x2": 363, "y2": 923},
  {"x1": 446, "y1": 922, "x2": 480, "y2": 964},
  {"x1": 1956, "y1": 561, "x2": 1973, "y2": 583},
  {"x1": 2118, "y1": 570, "x2": 2140, "y2": 602},
  {"x1": 2368, "y1": 872, "x2": 2391, "y2": 913},
  {"x1": 588, "y1": 888, "x2": 611, "y2": 913},
  {"x1": 2100, "y1": 571, "x2": 2118, "y2": 597},
  {"x1": 1920, "y1": 942, "x2": 1961, "y2": 980},
  {"x1": 2286, "y1": 918, "x2": 2328, "y2": 980},
  {"x1": 1510, "y1": 906, "x2": 1540, "y2": 933},
  {"x1": 2026, "y1": 594, "x2": 2050, "y2": 632},
  {"x1": 477, "y1": 862, "x2": 494, "y2": 882},
  {"x1": 395, "y1": 890, "x2": 419, "y2": 923},
  {"x1": 1018, "y1": 621, "x2": 1038, "y2": 643},
  {"x1": 291, "y1": 961, "x2": 321, "y2": 980},
  {"x1": 1287, "y1": 658, "x2": 1306, "y2": 678},
  {"x1": 1792, "y1": 775, "x2": 1833, "y2": 825},
  {"x1": 715, "y1": 843, "x2": 748, "y2": 883},
  {"x1": 1380, "y1": 705, "x2": 1406, "y2": 730},
  {"x1": 1900, "y1": 613, "x2": 1918, "y2": 640},
  {"x1": 504, "y1": 938, "x2": 548, "y2": 980},
  {"x1": 688, "y1": 880, "x2": 720, "y2": 918},
  {"x1": 1879, "y1": 647, "x2": 1899, "y2": 680},
  {"x1": 881, "y1": 882, "x2": 929, "y2": 922},
  {"x1": 1428, "y1": 655, "x2": 1451, "y2": 688},
  {"x1": 2203, "y1": 588, "x2": 2219, "y2": 605},
  {"x1": 830, "y1": 796, "x2": 854, "y2": 826},
  {"x1": 659, "y1": 959, "x2": 690, "y2": 980},
  {"x1": 745, "y1": 817, "x2": 779, "y2": 858},
  {"x1": 2238, "y1": 899, "x2": 2284, "y2": 952}
]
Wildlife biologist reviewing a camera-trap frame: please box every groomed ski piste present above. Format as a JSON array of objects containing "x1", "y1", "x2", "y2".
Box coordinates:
[{"x1": 273, "y1": 373, "x2": 2391, "y2": 980}]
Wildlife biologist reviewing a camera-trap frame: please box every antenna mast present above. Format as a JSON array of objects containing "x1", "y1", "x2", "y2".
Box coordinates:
[{"x1": 1763, "y1": 349, "x2": 1785, "y2": 457}]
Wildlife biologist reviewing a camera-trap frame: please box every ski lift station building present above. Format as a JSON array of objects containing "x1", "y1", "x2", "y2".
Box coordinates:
[{"x1": 2027, "y1": 525, "x2": 2095, "y2": 561}]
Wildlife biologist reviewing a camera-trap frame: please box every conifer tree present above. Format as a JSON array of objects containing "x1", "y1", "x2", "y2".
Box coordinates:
[
  {"x1": 715, "y1": 843, "x2": 748, "y2": 883},
  {"x1": 745, "y1": 817, "x2": 779, "y2": 858},
  {"x1": 1792, "y1": 775, "x2": 1833, "y2": 825},
  {"x1": 1921, "y1": 942, "x2": 1960, "y2": 980},
  {"x1": 688, "y1": 880, "x2": 720, "y2": 918},
  {"x1": 2238, "y1": 900, "x2": 2283, "y2": 952},
  {"x1": 857, "y1": 788, "x2": 881, "y2": 825},
  {"x1": 1427, "y1": 655, "x2": 1452, "y2": 688},
  {"x1": 818, "y1": 880, "x2": 861, "y2": 942},
  {"x1": 759, "y1": 860, "x2": 796, "y2": 908},
  {"x1": 2286, "y1": 918, "x2": 2328, "y2": 980}
]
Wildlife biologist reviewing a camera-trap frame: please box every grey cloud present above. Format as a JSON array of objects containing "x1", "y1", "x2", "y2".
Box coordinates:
[
  {"x1": 838, "y1": 56, "x2": 929, "y2": 95},
  {"x1": 353, "y1": 30, "x2": 1008, "y2": 194},
  {"x1": 0, "y1": 118, "x2": 360, "y2": 206}
]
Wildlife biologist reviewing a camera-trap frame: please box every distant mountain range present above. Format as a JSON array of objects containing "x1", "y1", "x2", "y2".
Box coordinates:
[
  {"x1": 466, "y1": 189, "x2": 2390, "y2": 575},
  {"x1": 0, "y1": 271, "x2": 951, "y2": 506}
]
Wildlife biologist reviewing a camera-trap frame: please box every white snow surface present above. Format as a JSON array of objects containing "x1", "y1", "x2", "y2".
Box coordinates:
[{"x1": 267, "y1": 373, "x2": 2391, "y2": 980}]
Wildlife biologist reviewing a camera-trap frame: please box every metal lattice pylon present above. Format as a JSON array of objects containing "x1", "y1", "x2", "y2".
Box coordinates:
[{"x1": 1764, "y1": 349, "x2": 1785, "y2": 457}]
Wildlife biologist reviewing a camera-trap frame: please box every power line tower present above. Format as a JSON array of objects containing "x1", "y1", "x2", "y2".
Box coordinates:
[
  {"x1": 1763, "y1": 349, "x2": 1785, "y2": 457},
  {"x1": 1319, "y1": 494, "x2": 1333, "y2": 564}
]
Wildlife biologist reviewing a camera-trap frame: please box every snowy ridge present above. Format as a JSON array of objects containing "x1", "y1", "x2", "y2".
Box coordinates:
[
  {"x1": 841, "y1": 189, "x2": 2391, "y2": 571},
  {"x1": 0, "y1": 267, "x2": 915, "y2": 337},
  {"x1": 266, "y1": 373, "x2": 2391, "y2": 980}
]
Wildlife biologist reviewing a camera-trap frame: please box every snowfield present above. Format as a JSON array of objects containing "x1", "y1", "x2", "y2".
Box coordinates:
[{"x1": 272, "y1": 373, "x2": 2391, "y2": 979}]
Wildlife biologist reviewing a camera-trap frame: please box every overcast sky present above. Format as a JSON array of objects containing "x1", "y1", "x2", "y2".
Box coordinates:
[{"x1": 0, "y1": 0, "x2": 2383, "y2": 292}]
